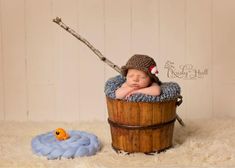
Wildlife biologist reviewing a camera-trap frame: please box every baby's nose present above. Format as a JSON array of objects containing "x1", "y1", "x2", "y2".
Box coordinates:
[{"x1": 133, "y1": 76, "x2": 139, "y2": 81}]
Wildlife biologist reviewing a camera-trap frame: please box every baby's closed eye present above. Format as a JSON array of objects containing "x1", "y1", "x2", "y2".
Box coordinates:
[{"x1": 141, "y1": 76, "x2": 147, "y2": 79}]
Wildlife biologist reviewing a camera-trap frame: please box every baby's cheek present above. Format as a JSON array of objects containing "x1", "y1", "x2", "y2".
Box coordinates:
[
  {"x1": 126, "y1": 80, "x2": 132, "y2": 86},
  {"x1": 138, "y1": 82, "x2": 145, "y2": 88},
  {"x1": 143, "y1": 81, "x2": 151, "y2": 87}
]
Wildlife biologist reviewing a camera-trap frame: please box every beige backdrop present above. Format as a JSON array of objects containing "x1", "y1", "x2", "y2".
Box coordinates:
[{"x1": 0, "y1": 0, "x2": 235, "y2": 121}]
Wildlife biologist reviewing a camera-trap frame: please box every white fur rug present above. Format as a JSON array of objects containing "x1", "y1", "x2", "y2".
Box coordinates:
[{"x1": 0, "y1": 118, "x2": 234, "y2": 168}]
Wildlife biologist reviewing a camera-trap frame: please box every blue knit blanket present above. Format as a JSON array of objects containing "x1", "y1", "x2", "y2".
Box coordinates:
[
  {"x1": 104, "y1": 75, "x2": 181, "y2": 102},
  {"x1": 31, "y1": 130, "x2": 101, "y2": 160}
]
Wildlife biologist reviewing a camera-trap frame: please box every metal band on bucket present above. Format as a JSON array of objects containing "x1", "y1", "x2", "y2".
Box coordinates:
[{"x1": 108, "y1": 118, "x2": 176, "y2": 130}]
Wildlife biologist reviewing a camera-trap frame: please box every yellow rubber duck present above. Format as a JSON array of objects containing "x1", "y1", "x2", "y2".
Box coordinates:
[{"x1": 54, "y1": 128, "x2": 70, "y2": 141}]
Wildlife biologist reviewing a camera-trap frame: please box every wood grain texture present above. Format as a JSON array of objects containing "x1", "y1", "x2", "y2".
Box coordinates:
[
  {"x1": 25, "y1": 0, "x2": 56, "y2": 121},
  {"x1": 0, "y1": 0, "x2": 4, "y2": 120},
  {"x1": 107, "y1": 97, "x2": 177, "y2": 153},
  {"x1": 53, "y1": 0, "x2": 80, "y2": 121},
  {"x1": 104, "y1": 0, "x2": 131, "y2": 81},
  {"x1": 160, "y1": 0, "x2": 188, "y2": 119},
  {"x1": 186, "y1": 0, "x2": 212, "y2": 119},
  {"x1": 78, "y1": 0, "x2": 106, "y2": 121},
  {"x1": 1, "y1": 0, "x2": 27, "y2": 120},
  {"x1": 213, "y1": 0, "x2": 235, "y2": 117},
  {"x1": 0, "y1": 0, "x2": 234, "y2": 121}
]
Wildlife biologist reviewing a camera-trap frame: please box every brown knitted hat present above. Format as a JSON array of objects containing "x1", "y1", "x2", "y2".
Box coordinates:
[{"x1": 121, "y1": 54, "x2": 162, "y2": 85}]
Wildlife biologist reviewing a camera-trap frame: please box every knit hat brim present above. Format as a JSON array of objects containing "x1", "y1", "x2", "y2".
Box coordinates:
[{"x1": 121, "y1": 54, "x2": 162, "y2": 85}]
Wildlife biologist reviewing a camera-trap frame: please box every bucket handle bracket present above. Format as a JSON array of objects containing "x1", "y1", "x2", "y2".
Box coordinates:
[
  {"x1": 175, "y1": 95, "x2": 185, "y2": 127},
  {"x1": 176, "y1": 95, "x2": 183, "y2": 106}
]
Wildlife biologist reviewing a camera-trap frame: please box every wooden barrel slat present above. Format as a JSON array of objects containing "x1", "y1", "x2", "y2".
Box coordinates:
[
  {"x1": 131, "y1": 130, "x2": 140, "y2": 152},
  {"x1": 152, "y1": 103, "x2": 161, "y2": 124},
  {"x1": 139, "y1": 103, "x2": 153, "y2": 126},
  {"x1": 140, "y1": 130, "x2": 152, "y2": 152},
  {"x1": 106, "y1": 97, "x2": 178, "y2": 153},
  {"x1": 152, "y1": 127, "x2": 161, "y2": 151}
]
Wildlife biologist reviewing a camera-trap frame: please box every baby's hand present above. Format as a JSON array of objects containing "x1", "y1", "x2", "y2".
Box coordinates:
[
  {"x1": 125, "y1": 89, "x2": 139, "y2": 99},
  {"x1": 115, "y1": 82, "x2": 141, "y2": 100}
]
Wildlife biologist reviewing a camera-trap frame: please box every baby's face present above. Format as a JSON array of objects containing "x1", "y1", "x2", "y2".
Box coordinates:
[{"x1": 126, "y1": 69, "x2": 151, "y2": 88}]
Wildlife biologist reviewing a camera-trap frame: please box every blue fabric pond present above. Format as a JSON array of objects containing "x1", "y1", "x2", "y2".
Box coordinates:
[
  {"x1": 31, "y1": 130, "x2": 101, "y2": 160},
  {"x1": 104, "y1": 75, "x2": 181, "y2": 102}
]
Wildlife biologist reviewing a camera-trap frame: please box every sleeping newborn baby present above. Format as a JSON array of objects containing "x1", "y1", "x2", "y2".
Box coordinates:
[{"x1": 115, "y1": 54, "x2": 162, "y2": 100}]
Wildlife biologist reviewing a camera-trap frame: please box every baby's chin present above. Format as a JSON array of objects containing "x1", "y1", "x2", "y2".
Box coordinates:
[{"x1": 127, "y1": 83, "x2": 139, "y2": 88}]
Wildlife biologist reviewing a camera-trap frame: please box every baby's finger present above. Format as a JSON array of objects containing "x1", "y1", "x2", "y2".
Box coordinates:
[{"x1": 125, "y1": 93, "x2": 131, "y2": 99}]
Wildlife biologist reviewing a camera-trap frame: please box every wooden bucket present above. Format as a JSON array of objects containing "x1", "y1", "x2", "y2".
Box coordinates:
[{"x1": 106, "y1": 96, "x2": 182, "y2": 153}]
